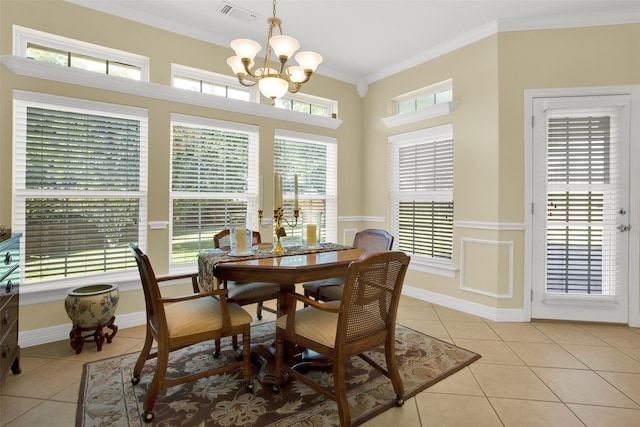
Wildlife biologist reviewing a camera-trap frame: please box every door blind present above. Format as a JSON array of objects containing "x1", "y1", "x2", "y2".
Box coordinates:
[{"x1": 546, "y1": 113, "x2": 620, "y2": 297}]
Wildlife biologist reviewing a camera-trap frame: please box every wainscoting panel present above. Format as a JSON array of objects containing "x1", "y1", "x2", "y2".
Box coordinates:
[{"x1": 460, "y1": 238, "x2": 513, "y2": 299}]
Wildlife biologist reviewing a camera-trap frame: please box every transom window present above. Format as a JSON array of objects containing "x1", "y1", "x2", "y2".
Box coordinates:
[
  {"x1": 14, "y1": 26, "x2": 148, "y2": 81},
  {"x1": 394, "y1": 80, "x2": 453, "y2": 115},
  {"x1": 274, "y1": 93, "x2": 337, "y2": 118},
  {"x1": 171, "y1": 64, "x2": 257, "y2": 102},
  {"x1": 390, "y1": 124, "x2": 454, "y2": 262}
]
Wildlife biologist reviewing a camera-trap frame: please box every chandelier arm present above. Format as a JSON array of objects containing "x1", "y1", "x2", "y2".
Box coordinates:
[{"x1": 236, "y1": 75, "x2": 258, "y2": 87}]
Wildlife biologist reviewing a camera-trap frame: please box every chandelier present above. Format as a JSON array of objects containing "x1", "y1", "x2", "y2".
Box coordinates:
[{"x1": 226, "y1": 0, "x2": 323, "y2": 101}]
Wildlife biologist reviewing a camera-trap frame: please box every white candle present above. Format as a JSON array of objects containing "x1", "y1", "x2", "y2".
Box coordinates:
[
  {"x1": 278, "y1": 174, "x2": 283, "y2": 209},
  {"x1": 273, "y1": 172, "x2": 278, "y2": 209},
  {"x1": 235, "y1": 228, "x2": 247, "y2": 253},
  {"x1": 307, "y1": 224, "x2": 317, "y2": 247},
  {"x1": 294, "y1": 174, "x2": 298, "y2": 210},
  {"x1": 258, "y1": 175, "x2": 263, "y2": 211}
]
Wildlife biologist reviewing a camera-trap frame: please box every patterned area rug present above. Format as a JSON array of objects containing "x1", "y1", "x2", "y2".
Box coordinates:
[{"x1": 77, "y1": 322, "x2": 480, "y2": 427}]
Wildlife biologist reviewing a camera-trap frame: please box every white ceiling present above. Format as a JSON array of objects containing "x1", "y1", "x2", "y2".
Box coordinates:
[{"x1": 68, "y1": 0, "x2": 640, "y2": 85}]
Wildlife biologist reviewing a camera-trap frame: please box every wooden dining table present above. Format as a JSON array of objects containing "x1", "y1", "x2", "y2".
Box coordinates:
[{"x1": 197, "y1": 242, "x2": 364, "y2": 384}]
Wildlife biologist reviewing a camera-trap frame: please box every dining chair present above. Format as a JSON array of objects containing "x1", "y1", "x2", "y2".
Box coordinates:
[
  {"x1": 302, "y1": 229, "x2": 394, "y2": 302},
  {"x1": 214, "y1": 229, "x2": 279, "y2": 320},
  {"x1": 128, "y1": 243, "x2": 253, "y2": 423},
  {"x1": 274, "y1": 251, "x2": 411, "y2": 427}
]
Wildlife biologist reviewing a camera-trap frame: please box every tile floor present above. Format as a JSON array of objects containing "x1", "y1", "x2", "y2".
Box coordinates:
[{"x1": 2, "y1": 295, "x2": 640, "y2": 426}]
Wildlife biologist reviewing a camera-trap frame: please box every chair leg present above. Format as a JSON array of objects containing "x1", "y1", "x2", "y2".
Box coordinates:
[
  {"x1": 132, "y1": 327, "x2": 154, "y2": 385},
  {"x1": 333, "y1": 360, "x2": 351, "y2": 427},
  {"x1": 385, "y1": 336, "x2": 405, "y2": 405},
  {"x1": 214, "y1": 338, "x2": 221, "y2": 358},
  {"x1": 142, "y1": 344, "x2": 169, "y2": 423},
  {"x1": 256, "y1": 302, "x2": 263, "y2": 320}
]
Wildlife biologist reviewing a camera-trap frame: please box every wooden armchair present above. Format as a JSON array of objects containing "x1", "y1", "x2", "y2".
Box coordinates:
[
  {"x1": 274, "y1": 251, "x2": 410, "y2": 427},
  {"x1": 214, "y1": 229, "x2": 278, "y2": 320},
  {"x1": 128, "y1": 243, "x2": 253, "y2": 423},
  {"x1": 302, "y1": 229, "x2": 394, "y2": 302}
]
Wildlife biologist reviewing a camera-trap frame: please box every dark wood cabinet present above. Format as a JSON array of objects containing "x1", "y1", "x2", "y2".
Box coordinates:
[{"x1": 1, "y1": 233, "x2": 21, "y2": 382}]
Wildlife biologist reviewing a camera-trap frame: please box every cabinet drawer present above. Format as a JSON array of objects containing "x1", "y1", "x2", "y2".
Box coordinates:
[
  {"x1": 0, "y1": 268, "x2": 19, "y2": 311},
  {"x1": 0, "y1": 323, "x2": 19, "y2": 380},
  {"x1": 0, "y1": 294, "x2": 18, "y2": 339}
]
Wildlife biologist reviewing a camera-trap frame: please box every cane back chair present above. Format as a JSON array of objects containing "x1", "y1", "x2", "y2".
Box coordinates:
[
  {"x1": 274, "y1": 251, "x2": 410, "y2": 427},
  {"x1": 128, "y1": 243, "x2": 253, "y2": 423}
]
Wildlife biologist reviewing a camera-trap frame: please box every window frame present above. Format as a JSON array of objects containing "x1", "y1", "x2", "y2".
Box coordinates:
[
  {"x1": 13, "y1": 90, "x2": 149, "y2": 290},
  {"x1": 13, "y1": 25, "x2": 149, "y2": 81},
  {"x1": 169, "y1": 113, "x2": 259, "y2": 270},
  {"x1": 274, "y1": 129, "x2": 338, "y2": 244},
  {"x1": 389, "y1": 124, "x2": 456, "y2": 277}
]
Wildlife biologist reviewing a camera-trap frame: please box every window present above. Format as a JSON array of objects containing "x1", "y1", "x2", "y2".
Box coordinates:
[
  {"x1": 170, "y1": 114, "x2": 259, "y2": 265},
  {"x1": 394, "y1": 80, "x2": 452, "y2": 115},
  {"x1": 14, "y1": 26, "x2": 148, "y2": 81},
  {"x1": 14, "y1": 91, "x2": 148, "y2": 284},
  {"x1": 390, "y1": 124, "x2": 454, "y2": 262},
  {"x1": 274, "y1": 130, "x2": 337, "y2": 243},
  {"x1": 274, "y1": 93, "x2": 337, "y2": 118},
  {"x1": 172, "y1": 64, "x2": 257, "y2": 102}
]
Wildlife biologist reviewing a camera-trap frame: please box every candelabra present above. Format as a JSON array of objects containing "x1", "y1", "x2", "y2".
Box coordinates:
[{"x1": 258, "y1": 207, "x2": 299, "y2": 254}]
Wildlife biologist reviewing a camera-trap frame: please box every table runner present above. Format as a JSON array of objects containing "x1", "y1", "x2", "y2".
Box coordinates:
[{"x1": 197, "y1": 242, "x2": 352, "y2": 291}]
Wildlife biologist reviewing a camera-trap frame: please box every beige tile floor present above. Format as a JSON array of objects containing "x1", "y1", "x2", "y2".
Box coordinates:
[{"x1": 2, "y1": 295, "x2": 640, "y2": 426}]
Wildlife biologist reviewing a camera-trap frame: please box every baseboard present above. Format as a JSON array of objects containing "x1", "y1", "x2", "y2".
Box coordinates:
[
  {"x1": 19, "y1": 310, "x2": 147, "y2": 348},
  {"x1": 20, "y1": 286, "x2": 527, "y2": 347},
  {"x1": 402, "y1": 284, "x2": 528, "y2": 322}
]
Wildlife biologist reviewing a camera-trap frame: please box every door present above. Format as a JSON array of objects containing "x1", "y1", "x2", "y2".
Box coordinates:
[{"x1": 531, "y1": 95, "x2": 631, "y2": 323}]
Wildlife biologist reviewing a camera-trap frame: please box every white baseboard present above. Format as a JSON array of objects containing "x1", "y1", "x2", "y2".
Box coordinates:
[
  {"x1": 19, "y1": 310, "x2": 147, "y2": 348},
  {"x1": 402, "y1": 284, "x2": 528, "y2": 322},
  {"x1": 20, "y1": 285, "x2": 528, "y2": 347}
]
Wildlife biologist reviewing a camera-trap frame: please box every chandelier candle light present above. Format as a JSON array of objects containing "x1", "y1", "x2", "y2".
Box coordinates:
[
  {"x1": 226, "y1": 0, "x2": 323, "y2": 101},
  {"x1": 258, "y1": 172, "x2": 299, "y2": 254}
]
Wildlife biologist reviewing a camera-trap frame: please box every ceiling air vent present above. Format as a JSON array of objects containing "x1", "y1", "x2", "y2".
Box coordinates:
[{"x1": 217, "y1": 2, "x2": 259, "y2": 23}]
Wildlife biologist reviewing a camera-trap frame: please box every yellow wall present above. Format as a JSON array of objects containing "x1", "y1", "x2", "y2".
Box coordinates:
[
  {"x1": 0, "y1": 1, "x2": 363, "y2": 332},
  {"x1": 362, "y1": 23, "x2": 640, "y2": 309},
  {"x1": 1, "y1": 0, "x2": 639, "y2": 334}
]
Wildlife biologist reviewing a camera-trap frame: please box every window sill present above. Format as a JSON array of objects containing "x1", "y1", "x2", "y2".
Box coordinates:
[
  {"x1": 1, "y1": 55, "x2": 343, "y2": 130},
  {"x1": 408, "y1": 256, "x2": 457, "y2": 278},
  {"x1": 382, "y1": 101, "x2": 459, "y2": 128},
  {"x1": 19, "y1": 268, "x2": 192, "y2": 306}
]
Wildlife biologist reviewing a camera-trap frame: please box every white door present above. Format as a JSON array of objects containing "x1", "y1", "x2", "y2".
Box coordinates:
[{"x1": 531, "y1": 95, "x2": 631, "y2": 323}]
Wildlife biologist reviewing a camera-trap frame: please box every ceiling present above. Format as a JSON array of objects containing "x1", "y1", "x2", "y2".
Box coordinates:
[{"x1": 68, "y1": 0, "x2": 640, "y2": 85}]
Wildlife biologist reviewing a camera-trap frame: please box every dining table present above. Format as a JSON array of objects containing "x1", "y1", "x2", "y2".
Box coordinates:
[{"x1": 197, "y1": 242, "x2": 364, "y2": 384}]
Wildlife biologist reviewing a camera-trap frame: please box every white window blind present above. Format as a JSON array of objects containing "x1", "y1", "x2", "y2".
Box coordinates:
[
  {"x1": 14, "y1": 92, "x2": 148, "y2": 283},
  {"x1": 170, "y1": 115, "x2": 259, "y2": 264},
  {"x1": 274, "y1": 130, "x2": 337, "y2": 243},
  {"x1": 545, "y1": 110, "x2": 621, "y2": 297},
  {"x1": 390, "y1": 125, "x2": 453, "y2": 260}
]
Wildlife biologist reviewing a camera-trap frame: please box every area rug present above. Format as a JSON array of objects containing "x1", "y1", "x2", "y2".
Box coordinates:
[{"x1": 77, "y1": 322, "x2": 480, "y2": 427}]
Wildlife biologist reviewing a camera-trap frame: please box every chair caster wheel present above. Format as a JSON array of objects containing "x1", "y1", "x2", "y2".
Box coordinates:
[
  {"x1": 143, "y1": 411, "x2": 154, "y2": 423},
  {"x1": 245, "y1": 381, "x2": 254, "y2": 392},
  {"x1": 213, "y1": 350, "x2": 220, "y2": 359},
  {"x1": 257, "y1": 315, "x2": 263, "y2": 320},
  {"x1": 131, "y1": 375, "x2": 140, "y2": 385},
  {"x1": 272, "y1": 384, "x2": 281, "y2": 394},
  {"x1": 395, "y1": 397, "x2": 404, "y2": 406}
]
